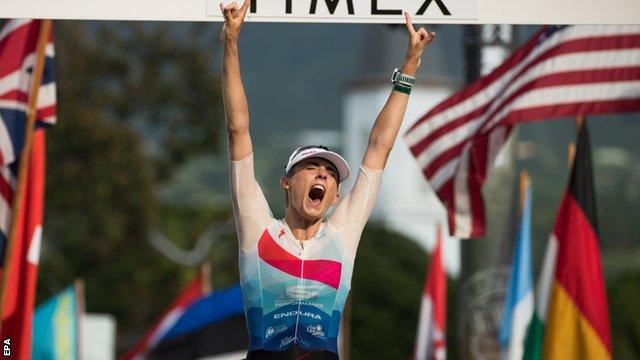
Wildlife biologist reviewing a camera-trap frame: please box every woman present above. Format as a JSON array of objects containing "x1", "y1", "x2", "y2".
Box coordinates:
[{"x1": 221, "y1": 2, "x2": 435, "y2": 358}]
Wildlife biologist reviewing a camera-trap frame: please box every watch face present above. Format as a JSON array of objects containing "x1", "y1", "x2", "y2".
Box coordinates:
[{"x1": 391, "y1": 68, "x2": 400, "y2": 83}]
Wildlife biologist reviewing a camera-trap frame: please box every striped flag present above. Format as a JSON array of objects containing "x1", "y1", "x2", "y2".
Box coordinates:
[
  {"x1": 405, "y1": 25, "x2": 640, "y2": 238},
  {"x1": 542, "y1": 122, "x2": 611, "y2": 359},
  {"x1": 413, "y1": 226, "x2": 446, "y2": 360},
  {"x1": 120, "y1": 272, "x2": 208, "y2": 360},
  {"x1": 0, "y1": 19, "x2": 55, "y2": 360},
  {"x1": 499, "y1": 174, "x2": 533, "y2": 360},
  {"x1": 146, "y1": 284, "x2": 247, "y2": 359}
]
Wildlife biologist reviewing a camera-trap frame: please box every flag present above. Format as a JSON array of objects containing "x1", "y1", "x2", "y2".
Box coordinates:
[
  {"x1": 120, "y1": 272, "x2": 208, "y2": 360},
  {"x1": 405, "y1": 25, "x2": 640, "y2": 238},
  {"x1": 542, "y1": 123, "x2": 611, "y2": 359},
  {"x1": 522, "y1": 228, "x2": 557, "y2": 360},
  {"x1": 32, "y1": 284, "x2": 80, "y2": 360},
  {"x1": 0, "y1": 18, "x2": 55, "y2": 360},
  {"x1": 0, "y1": 19, "x2": 56, "y2": 167},
  {"x1": 499, "y1": 175, "x2": 534, "y2": 360},
  {"x1": 147, "y1": 284, "x2": 247, "y2": 360},
  {"x1": 413, "y1": 226, "x2": 446, "y2": 360}
]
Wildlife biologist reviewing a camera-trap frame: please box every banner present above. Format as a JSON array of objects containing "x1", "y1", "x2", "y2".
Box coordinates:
[
  {"x1": 207, "y1": 0, "x2": 476, "y2": 22},
  {"x1": 1, "y1": 0, "x2": 638, "y2": 23}
]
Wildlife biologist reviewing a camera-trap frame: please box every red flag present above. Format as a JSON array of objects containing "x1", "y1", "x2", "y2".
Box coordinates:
[
  {"x1": 413, "y1": 226, "x2": 446, "y2": 360},
  {"x1": 120, "y1": 273, "x2": 207, "y2": 360},
  {"x1": 404, "y1": 25, "x2": 640, "y2": 238},
  {"x1": 542, "y1": 123, "x2": 611, "y2": 359},
  {"x1": 0, "y1": 128, "x2": 46, "y2": 359}
]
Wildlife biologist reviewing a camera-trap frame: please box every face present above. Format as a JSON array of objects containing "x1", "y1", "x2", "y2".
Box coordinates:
[{"x1": 281, "y1": 158, "x2": 340, "y2": 222}]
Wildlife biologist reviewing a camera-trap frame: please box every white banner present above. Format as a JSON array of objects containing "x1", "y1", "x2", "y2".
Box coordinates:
[
  {"x1": 206, "y1": 0, "x2": 476, "y2": 22},
  {"x1": 0, "y1": 0, "x2": 639, "y2": 23}
]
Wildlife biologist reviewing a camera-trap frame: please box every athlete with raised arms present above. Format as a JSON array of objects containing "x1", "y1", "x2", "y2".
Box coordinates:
[{"x1": 221, "y1": 1, "x2": 435, "y2": 358}]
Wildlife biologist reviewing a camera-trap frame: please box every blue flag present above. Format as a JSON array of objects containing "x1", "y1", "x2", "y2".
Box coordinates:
[
  {"x1": 32, "y1": 285, "x2": 79, "y2": 360},
  {"x1": 499, "y1": 181, "x2": 534, "y2": 360}
]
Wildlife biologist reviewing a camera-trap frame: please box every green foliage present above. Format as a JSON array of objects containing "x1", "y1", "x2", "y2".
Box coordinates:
[
  {"x1": 350, "y1": 224, "x2": 458, "y2": 359},
  {"x1": 53, "y1": 21, "x2": 223, "y2": 179},
  {"x1": 608, "y1": 269, "x2": 640, "y2": 360},
  {"x1": 36, "y1": 20, "x2": 226, "y2": 351},
  {"x1": 39, "y1": 107, "x2": 185, "y2": 335}
]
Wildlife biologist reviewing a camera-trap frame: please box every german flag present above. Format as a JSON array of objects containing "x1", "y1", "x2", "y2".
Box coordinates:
[{"x1": 542, "y1": 122, "x2": 611, "y2": 359}]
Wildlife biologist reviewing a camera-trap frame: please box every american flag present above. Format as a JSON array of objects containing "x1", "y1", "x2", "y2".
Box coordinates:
[
  {"x1": 0, "y1": 19, "x2": 55, "y2": 358},
  {"x1": 405, "y1": 25, "x2": 640, "y2": 238}
]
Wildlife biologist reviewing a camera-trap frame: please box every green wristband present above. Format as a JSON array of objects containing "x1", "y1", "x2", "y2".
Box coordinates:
[{"x1": 393, "y1": 83, "x2": 412, "y2": 95}]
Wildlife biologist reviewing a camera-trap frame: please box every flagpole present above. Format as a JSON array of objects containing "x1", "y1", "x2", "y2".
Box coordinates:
[
  {"x1": 200, "y1": 262, "x2": 212, "y2": 294},
  {"x1": 0, "y1": 19, "x2": 53, "y2": 332},
  {"x1": 519, "y1": 171, "x2": 530, "y2": 211},
  {"x1": 576, "y1": 114, "x2": 585, "y2": 132},
  {"x1": 75, "y1": 279, "x2": 86, "y2": 360},
  {"x1": 568, "y1": 115, "x2": 586, "y2": 168}
]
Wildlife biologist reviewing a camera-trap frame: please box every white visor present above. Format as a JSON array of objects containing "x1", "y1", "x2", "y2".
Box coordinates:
[{"x1": 284, "y1": 146, "x2": 350, "y2": 183}]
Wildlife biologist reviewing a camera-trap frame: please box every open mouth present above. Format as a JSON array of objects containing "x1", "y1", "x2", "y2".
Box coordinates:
[{"x1": 308, "y1": 185, "x2": 326, "y2": 204}]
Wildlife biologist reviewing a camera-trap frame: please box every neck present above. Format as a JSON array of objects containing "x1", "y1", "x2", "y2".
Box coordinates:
[{"x1": 284, "y1": 207, "x2": 322, "y2": 241}]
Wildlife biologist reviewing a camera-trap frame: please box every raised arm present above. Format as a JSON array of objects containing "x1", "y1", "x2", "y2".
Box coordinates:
[
  {"x1": 361, "y1": 13, "x2": 436, "y2": 170},
  {"x1": 221, "y1": 0, "x2": 252, "y2": 161}
]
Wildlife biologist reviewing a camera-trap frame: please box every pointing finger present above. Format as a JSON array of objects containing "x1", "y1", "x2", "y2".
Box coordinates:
[
  {"x1": 404, "y1": 11, "x2": 416, "y2": 34},
  {"x1": 239, "y1": 0, "x2": 251, "y2": 21}
]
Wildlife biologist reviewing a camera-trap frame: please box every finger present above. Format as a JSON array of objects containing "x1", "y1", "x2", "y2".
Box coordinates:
[
  {"x1": 426, "y1": 30, "x2": 436, "y2": 43},
  {"x1": 221, "y1": 3, "x2": 234, "y2": 22},
  {"x1": 221, "y1": 2, "x2": 238, "y2": 17},
  {"x1": 404, "y1": 11, "x2": 416, "y2": 34},
  {"x1": 225, "y1": 2, "x2": 239, "y2": 14},
  {"x1": 239, "y1": 0, "x2": 251, "y2": 21},
  {"x1": 417, "y1": 27, "x2": 429, "y2": 41}
]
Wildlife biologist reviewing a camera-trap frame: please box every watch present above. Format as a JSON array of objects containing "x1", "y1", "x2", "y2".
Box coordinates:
[{"x1": 391, "y1": 68, "x2": 416, "y2": 87}]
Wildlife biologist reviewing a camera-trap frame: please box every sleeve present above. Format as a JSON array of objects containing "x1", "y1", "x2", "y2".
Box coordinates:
[
  {"x1": 328, "y1": 164, "x2": 383, "y2": 258},
  {"x1": 229, "y1": 154, "x2": 275, "y2": 251}
]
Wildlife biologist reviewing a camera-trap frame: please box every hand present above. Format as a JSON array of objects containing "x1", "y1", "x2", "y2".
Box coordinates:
[
  {"x1": 220, "y1": 0, "x2": 250, "y2": 46},
  {"x1": 402, "y1": 12, "x2": 436, "y2": 75}
]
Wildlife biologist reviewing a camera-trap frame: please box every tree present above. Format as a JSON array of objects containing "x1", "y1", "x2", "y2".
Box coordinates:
[
  {"x1": 608, "y1": 270, "x2": 640, "y2": 360},
  {"x1": 35, "y1": 20, "x2": 226, "y2": 351},
  {"x1": 53, "y1": 21, "x2": 224, "y2": 179},
  {"x1": 39, "y1": 106, "x2": 187, "y2": 336},
  {"x1": 350, "y1": 224, "x2": 458, "y2": 359}
]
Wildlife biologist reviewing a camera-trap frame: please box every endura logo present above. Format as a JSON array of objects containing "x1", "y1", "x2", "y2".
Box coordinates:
[{"x1": 274, "y1": 310, "x2": 322, "y2": 320}]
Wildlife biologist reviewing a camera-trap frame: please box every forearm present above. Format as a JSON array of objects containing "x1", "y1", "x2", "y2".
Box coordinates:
[
  {"x1": 362, "y1": 62, "x2": 418, "y2": 170},
  {"x1": 222, "y1": 41, "x2": 252, "y2": 159}
]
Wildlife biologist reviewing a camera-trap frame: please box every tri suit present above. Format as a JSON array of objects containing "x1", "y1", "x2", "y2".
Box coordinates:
[{"x1": 230, "y1": 154, "x2": 381, "y2": 358}]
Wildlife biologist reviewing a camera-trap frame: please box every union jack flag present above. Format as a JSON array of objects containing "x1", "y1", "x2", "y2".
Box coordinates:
[
  {"x1": 0, "y1": 18, "x2": 55, "y2": 260},
  {"x1": 405, "y1": 25, "x2": 640, "y2": 238},
  {"x1": 0, "y1": 19, "x2": 55, "y2": 359}
]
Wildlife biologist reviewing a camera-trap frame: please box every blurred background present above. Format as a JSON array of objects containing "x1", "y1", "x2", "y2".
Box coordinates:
[{"x1": 21, "y1": 20, "x2": 639, "y2": 359}]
